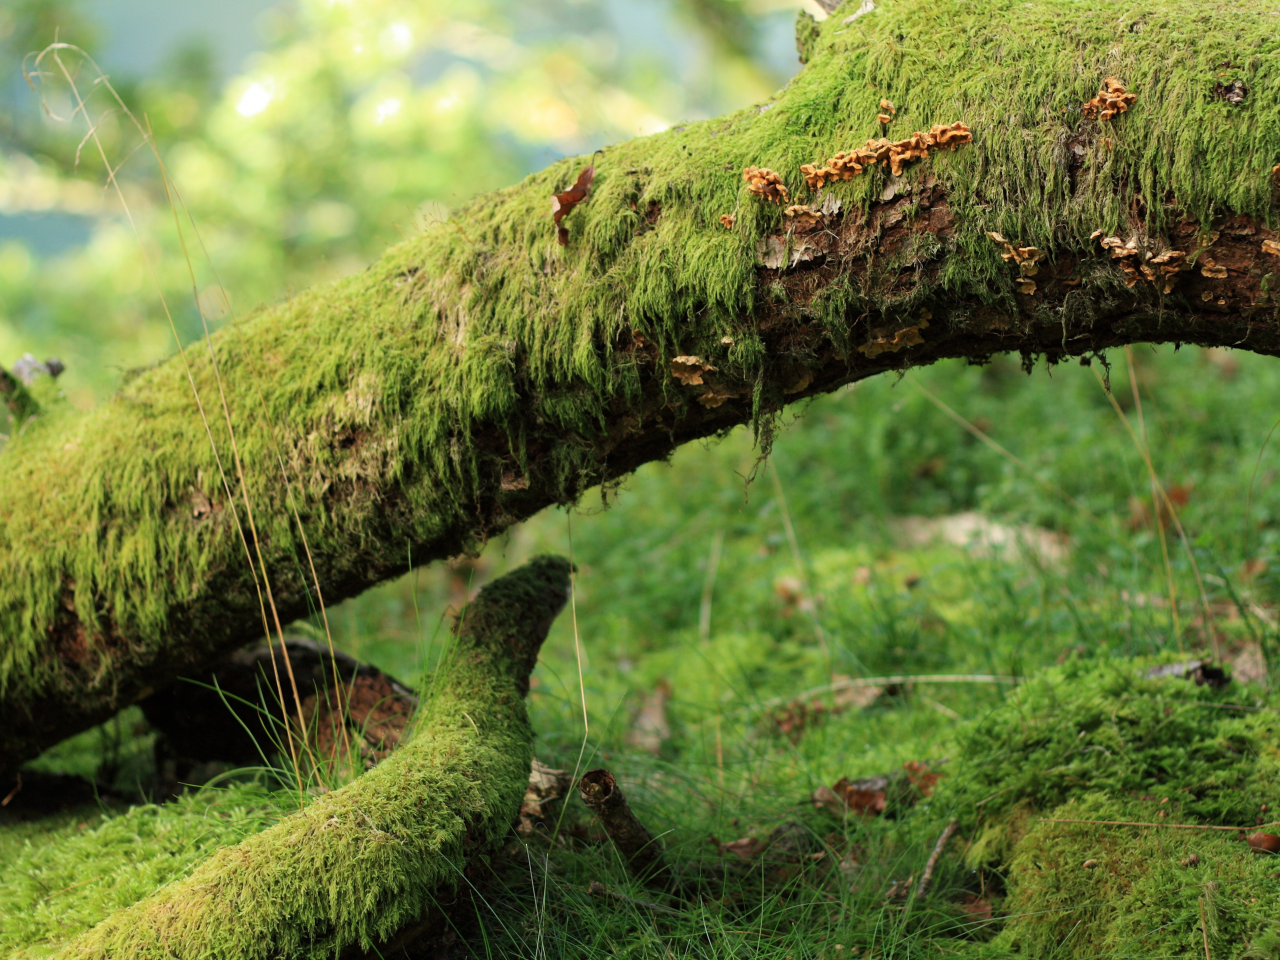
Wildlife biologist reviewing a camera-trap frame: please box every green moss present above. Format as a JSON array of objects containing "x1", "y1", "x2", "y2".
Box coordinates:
[
  {"x1": 0, "y1": 557, "x2": 570, "y2": 960},
  {"x1": 0, "y1": 786, "x2": 288, "y2": 959},
  {"x1": 4, "y1": 0, "x2": 1280, "y2": 767},
  {"x1": 918, "y1": 657, "x2": 1280, "y2": 956},
  {"x1": 998, "y1": 794, "x2": 1280, "y2": 958}
]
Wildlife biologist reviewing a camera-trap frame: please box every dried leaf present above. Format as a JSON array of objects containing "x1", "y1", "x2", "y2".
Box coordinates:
[
  {"x1": 958, "y1": 894, "x2": 993, "y2": 922},
  {"x1": 11, "y1": 354, "x2": 64, "y2": 385},
  {"x1": 551, "y1": 165, "x2": 595, "y2": 245},
  {"x1": 813, "y1": 777, "x2": 888, "y2": 817},
  {"x1": 1248, "y1": 832, "x2": 1280, "y2": 853},
  {"x1": 517, "y1": 760, "x2": 573, "y2": 836},
  {"x1": 743, "y1": 165, "x2": 788, "y2": 204},
  {"x1": 1213, "y1": 80, "x2": 1248, "y2": 105},
  {"x1": 719, "y1": 836, "x2": 767, "y2": 860},
  {"x1": 1082, "y1": 77, "x2": 1137, "y2": 121},
  {"x1": 903, "y1": 760, "x2": 943, "y2": 797}
]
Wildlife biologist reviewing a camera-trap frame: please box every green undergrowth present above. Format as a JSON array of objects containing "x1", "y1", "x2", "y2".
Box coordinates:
[{"x1": 10, "y1": 659, "x2": 1280, "y2": 958}]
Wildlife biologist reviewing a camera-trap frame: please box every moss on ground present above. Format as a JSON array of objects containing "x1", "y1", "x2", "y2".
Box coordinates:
[
  {"x1": 10, "y1": 652, "x2": 1280, "y2": 957},
  {"x1": 925, "y1": 657, "x2": 1280, "y2": 957}
]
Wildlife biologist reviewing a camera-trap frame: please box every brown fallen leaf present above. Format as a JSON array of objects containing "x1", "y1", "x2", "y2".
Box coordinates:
[
  {"x1": 719, "y1": 836, "x2": 767, "y2": 860},
  {"x1": 1083, "y1": 77, "x2": 1137, "y2": 121},
  {"x1": 1213, "y1": 80, "x2": 1248, "y2": 106},
  {"x1": 958, "y1": 894, "x2": 994, "y2": 922},
  {"x1": 516, "y1": 759, "x2": 574, "y2": 836},
  {"x1": 551, "y1": 164, "x2": 595, "y2": 245},
  {"x1": 1247, "y1": 832, "x2": 1280, "y2": 853},
  {"x1": 903, "y1": 760, "x2": 943, "y2": 797},
  {"x1": 815, "y1": 777, "x2": 888, "y2": 817}
]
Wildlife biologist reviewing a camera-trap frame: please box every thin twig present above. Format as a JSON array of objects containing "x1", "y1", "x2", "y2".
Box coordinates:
[
  {"x1": 752, "y1": 674, "x2": 1015, "y2": 714},
  {"x1": 587, "y1": 881, "x2": 682, "y2": 916},
  {"x1": 698, "y1": 528, "x2": 724, "y2": 643},
  {"x1": 1041, "y1": 817, "x2": 1280, "y2": 832},
  {"x1": 1200, "y1": 895, "x2": 1212, "y2": 960},
  {"x1": 770, "y1": 458, "x2": 828, "y2": 660},
  {"x1": 915, "y1": 820, "x2": 958, "y2": 898},
  {"x1": 1, "y1": 772, "x2": 20, "y2": 806}
]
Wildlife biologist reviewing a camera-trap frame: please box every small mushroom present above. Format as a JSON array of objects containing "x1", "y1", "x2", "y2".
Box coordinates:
[{"x1": 1083, "y1": 858, "x2": 1099, "y2": 869}]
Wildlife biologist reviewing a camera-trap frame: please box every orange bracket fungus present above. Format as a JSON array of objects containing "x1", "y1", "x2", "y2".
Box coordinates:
[
  {"x1": 1082, "y1": 77, "x2": 1138, "y2": 120},
  {"x1": 743, "y1": 165, "x2": 788, "y2": 204},
  {"x1": 800, "y1": 122, "x2": 971, "y2": 190}
]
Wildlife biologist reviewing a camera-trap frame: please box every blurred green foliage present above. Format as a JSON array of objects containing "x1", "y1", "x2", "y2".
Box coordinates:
[{"x1": 0, "y1": 0, "x2": 795, "y2": 412}]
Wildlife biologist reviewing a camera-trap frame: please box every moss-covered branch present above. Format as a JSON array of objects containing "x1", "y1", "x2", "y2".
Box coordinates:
[
  {"x1": 2, "y1": 0, "x2": 1279, "y2": 775},
  {"x1": 44, "y1": 555, "x2": 569, "y2": 960}
]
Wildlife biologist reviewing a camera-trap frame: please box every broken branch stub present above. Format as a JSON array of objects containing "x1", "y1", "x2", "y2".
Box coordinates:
[{"x1": 579, "y1": 768, "x2": 670, "y2": 884}]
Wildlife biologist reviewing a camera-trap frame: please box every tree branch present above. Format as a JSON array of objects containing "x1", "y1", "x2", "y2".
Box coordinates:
[{"x1": 1, "y1": 0, "x2": 1278, "y2": 776}]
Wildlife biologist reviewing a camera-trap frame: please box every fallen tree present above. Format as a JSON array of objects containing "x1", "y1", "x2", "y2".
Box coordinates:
[{"x1": 2, "y1": 0, "x2": 1279, "y2": 776}]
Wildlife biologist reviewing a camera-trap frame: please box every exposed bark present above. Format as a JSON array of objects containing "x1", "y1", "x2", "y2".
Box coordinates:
[{"x1": 1, "y1": 0, "x2": 1278, "y2": 776}]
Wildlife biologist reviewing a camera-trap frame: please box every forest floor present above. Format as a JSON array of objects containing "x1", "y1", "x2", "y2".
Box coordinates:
[{"x1": 6, "y1": 344, "x2": 1280, "y2": 958}]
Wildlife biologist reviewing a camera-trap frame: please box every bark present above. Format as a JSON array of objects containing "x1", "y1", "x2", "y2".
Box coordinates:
[
  {"x1": 49, "y1": 555, "x2": 570, "y2": 960},
  {"x1": 2, "y1": 0, "x2": 1279, "y2": 776}
]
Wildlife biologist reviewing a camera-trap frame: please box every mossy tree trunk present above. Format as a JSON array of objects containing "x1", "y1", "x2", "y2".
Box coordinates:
[
  {"x1": 2, "y1": 0, "x2": 1279, "y2": 777},
  {"x1": 52, "y1": 555, "x2": 571, "y2": 960}
]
